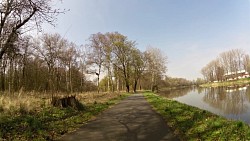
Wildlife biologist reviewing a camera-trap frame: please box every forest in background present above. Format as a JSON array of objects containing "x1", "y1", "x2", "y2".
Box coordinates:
[
  {"x1": 0, "y1": 0, "x2": 172, "y2": 94},
  {"x1": 0, "y1": 0, "x2": 195, "y2": 95},
  {"x1": 201, "y1": 49, "x2": 250, "y2": 82},
  {"x1": 0, "y1": 29, "x2": 169, "y2": 93}
]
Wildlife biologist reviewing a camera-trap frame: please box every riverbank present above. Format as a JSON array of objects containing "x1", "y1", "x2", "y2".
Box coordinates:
[
  {"x1": 200, "y1": 78, "x2": 250, "y2": 87},
  {"x1": 0, "y1": 92, "x2": 129, "y2": 140},
  {"x1": 144, "y1": 92, "x2": 250, "y2": 140}
]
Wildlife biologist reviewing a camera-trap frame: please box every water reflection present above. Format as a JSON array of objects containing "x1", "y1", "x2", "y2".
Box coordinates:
[
  {"x1": 159, "y1": 85, "x2": 250, "y2": 124},
  {"x1": 203, "y1": 86, "x2": 248, "y2": 115},
  {"x1": 159, "y1": 87, "x2": 193, "y2": 99}
]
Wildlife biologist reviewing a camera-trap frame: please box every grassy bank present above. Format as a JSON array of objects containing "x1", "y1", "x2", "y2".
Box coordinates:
[
  {"x1": 144, "y1": 92, "x2": 250, "y2": 140},
  {"x1": 0, "y1": 92, "x2": 129, "y2": 141},
  {"x1": 200, "y1": 78, "x2": 250, "y2": 87}
]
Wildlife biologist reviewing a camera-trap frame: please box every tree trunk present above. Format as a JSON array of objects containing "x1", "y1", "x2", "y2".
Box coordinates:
[
  {"x1": 0, "y1": 59, "x2": 6, "y2": 91},
  {"x1": 107, "y1": 75, "x2": 110, "y2": 92},
  {"x1": 116, "y1": 77, "x2": 119, "y2": 92},
  {"x1": 97, "y1": 74, "x2": 100, "y2": 93},
  {"x1": 66, "y1": 69, "x2": 69, "y2": 92},
  {"x1": 69, "y1": 64, "x2": 73, "y2": 93},
  {"x1": 97, "y1": 65, "x2": 101, "y2": 93},
  {"x1": 121, "y1": 80, "x2": 124, "y2": 91},
  {"x1": 151, "y1": 73, "x2": 154, "y2": 91},
  {"x1": 126, "y1": 84, "x2": 130, "y2": 93},
  {"x1": 133, "y1": 79, "x2": 138, "y2": 93}
]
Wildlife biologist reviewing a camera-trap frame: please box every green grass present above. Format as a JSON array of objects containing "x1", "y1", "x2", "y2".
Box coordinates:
[
  {"x1": 200, "y1": 78, "x2": 250, "y2": 87},
  {"x1": 0, "y1": 93, "x2": 130, "y2": 141},
  {"x1": 144, "y1": 92, "x2": 250, "y2": 141}
]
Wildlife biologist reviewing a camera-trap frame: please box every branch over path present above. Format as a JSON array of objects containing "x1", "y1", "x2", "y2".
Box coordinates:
[{"x1": 59, "y1": 94, "x2": 179, "y2": 141}]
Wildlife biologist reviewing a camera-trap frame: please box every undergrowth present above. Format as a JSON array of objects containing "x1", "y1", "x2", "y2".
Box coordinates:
[{"x1": 0, "y1": 93, "x2": 129, "y2": 140}]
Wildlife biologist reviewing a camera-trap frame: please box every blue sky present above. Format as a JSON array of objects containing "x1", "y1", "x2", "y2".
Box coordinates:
[{"x1": 43, "y1": 0, "x2": 250, "y2": 80}]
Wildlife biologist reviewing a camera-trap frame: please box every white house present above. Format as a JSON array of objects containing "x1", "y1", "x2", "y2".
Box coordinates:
[{"x1": 224, "y1": 70, "x2": 249, "y2": 81}]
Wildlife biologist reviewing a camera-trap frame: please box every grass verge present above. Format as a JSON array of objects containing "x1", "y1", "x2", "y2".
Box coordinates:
[
  {"x1": 0, "y1": 93, "x2": 129, "y2": 141},
  {"x1": 144, "y1": 92, "x2": 250, "y2": 141}
]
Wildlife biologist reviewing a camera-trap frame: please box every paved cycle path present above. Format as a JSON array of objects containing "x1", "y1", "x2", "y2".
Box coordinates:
[{"x1": 59, "y1": 94, "x2": 179, "y2": 141}]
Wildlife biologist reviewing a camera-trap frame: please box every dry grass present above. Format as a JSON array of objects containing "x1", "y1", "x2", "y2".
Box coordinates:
[
  {"x1": 0, "y1": 91, "x2": 122, "y2": 114},
  {"x1": 0, "y1": 92, "x2": 49, "y2": 114},
  {"x1": 75, "y1": 92, "x2": 122, "y2": 104}
]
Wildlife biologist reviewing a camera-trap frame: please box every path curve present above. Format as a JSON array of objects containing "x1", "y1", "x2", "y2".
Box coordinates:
[{"x1": 58, "y1": 94, "x2": 179, "y2": 141}]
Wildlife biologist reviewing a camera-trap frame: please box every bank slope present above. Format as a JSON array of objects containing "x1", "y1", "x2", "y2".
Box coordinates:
[{"x1": 144, "y1": 92, "x2": 250, "y2": 141}]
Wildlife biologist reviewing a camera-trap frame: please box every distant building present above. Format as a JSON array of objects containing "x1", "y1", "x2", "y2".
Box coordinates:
[{"x1": 224, "y1": 70, "x2": 250, "y2": 81}]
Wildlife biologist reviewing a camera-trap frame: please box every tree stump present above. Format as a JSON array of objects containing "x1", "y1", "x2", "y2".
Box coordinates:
[{"x1": 51, "y1": 95, "x2": 84, "y2": 110}]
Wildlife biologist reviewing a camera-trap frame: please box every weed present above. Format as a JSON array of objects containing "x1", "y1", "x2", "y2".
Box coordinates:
[{"x1": 237, "y1": 121, "x2": 244, "y2": 128}]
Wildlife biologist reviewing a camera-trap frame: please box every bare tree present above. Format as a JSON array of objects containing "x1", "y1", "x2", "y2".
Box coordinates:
[
  {"x1": 103, "y1": 35, "x2": 114, "y2": 92},
  {"x1": 131, "y1": 48, "x2": 145, "y2": 93},
  {"x1": 0, "y1": 0, "x2": 65, "y2": 60},
  {"x1": 234, "y1": 49, "x2": 245, "y2": 71},
  {"x1": 202, "y1": 49, "x2": 249, "y2": 82},
  {"x1": 243, "y1": 54, "x2": 250, "y2": 73},
  {"x1": 60, "y1": 42, "x2": 79, "y2": 93},
  {"x1": 219, "y1": 52, "x2": 230, "y2": 74},
  {"x1": 145, "y1": 47, "x2": 167, "y2": 92},
  {"x1": 34, "y1": 33, "x2": 65, "y2": 94},
  {"x1": 86, "y1": 33, "x2": 107, "y2": 93},
  {"x1": 108, "y1": 32, "x2": 135, "y2": 93}
]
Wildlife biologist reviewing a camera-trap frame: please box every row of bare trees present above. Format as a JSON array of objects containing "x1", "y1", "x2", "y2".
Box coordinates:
[
  {"x1": 0, "y1": 0, "x2": 88, "y2": 93},
  {"x1": 201, "y1": 49, "x2": 250, "y2": 82},
  {"x1": 0, "y1": 1, "x2": 168, "y2": 93},
  {"x1": 86, "y1": 32, "x2": 167, "y2": 93},
  {"x1": 0, "y1": 31, "x2": 167, "y2": 93},
  {"x1": 0, "y1": 33, "x2": 97, "y2": 93},
  {"x1": 163, "y1": 76, "x2": 193, "y2": 88}
]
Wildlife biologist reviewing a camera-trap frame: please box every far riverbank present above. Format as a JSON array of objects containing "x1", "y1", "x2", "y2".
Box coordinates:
[{"x1": 199, "y1": 78, "x2": 250, "y2": 87}]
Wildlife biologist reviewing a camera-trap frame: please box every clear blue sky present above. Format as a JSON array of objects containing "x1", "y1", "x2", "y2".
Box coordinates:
[{"x1": 43, "y1": 0, "x2": 250, "y2": 80}]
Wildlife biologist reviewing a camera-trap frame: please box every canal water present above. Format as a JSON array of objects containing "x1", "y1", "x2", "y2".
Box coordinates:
[{"x1": 158, "y1": 85, "x2": 250, "y2": 124}]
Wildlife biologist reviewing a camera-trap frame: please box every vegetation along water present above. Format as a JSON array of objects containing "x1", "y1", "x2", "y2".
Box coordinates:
[
  {"x1": 159, "y1": 86, "x2": 250, "y2": 124},
  {"x1": 144, "y1": 92, "x2": 250, "y2": 140}
]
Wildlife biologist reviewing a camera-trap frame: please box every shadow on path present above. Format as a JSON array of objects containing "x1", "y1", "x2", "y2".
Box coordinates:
[{"x1": 58, "y1": 94, "x2": 179, "y2": 141}]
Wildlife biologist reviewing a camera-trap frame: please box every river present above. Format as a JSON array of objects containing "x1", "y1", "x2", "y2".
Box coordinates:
[{"x1": 158, "y1": 85, "x2": 250, "y2": 124}]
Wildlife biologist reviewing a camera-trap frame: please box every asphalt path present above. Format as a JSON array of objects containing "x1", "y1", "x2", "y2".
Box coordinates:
[{"x1": 58, "y1": 94, "x2": 179, "y2": 141}]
